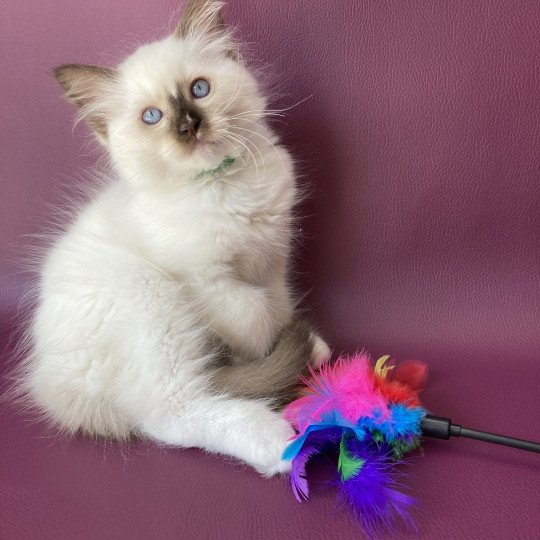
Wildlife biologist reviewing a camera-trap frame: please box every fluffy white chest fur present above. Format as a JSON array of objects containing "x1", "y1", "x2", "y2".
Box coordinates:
[{"x1": 17, "y1": 0, "x2": 329, "y2": 476}]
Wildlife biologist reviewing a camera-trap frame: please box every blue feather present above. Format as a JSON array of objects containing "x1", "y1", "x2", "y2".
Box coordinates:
[{"x1": 282, "y1": 408, "x2": 365, "y2": 461}]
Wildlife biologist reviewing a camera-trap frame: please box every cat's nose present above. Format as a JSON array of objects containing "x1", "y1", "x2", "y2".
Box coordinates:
[{"x1": 179, "y1": 113, "x2": 201, "y2": 137}]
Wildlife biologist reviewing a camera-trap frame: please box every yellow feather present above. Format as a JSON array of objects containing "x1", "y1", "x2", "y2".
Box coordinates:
[{"x1": 374, "y1": 355, "x2": 394, "y2": 378}]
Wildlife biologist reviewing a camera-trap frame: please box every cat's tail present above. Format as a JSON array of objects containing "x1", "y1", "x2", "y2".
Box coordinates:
[{"x1": 209, "y1": 319, "x2": 318, "y2": 409}]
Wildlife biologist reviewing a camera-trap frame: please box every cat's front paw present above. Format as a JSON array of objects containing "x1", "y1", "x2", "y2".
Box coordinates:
[
  {"x1": 258, "y1": 458, "x2": 292, "y2": 477},
  {"x1": 250, "y1": 416, "x2": 295, "y2": 477}
]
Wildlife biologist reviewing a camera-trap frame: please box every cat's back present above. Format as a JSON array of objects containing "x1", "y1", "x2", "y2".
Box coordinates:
[
  {"x1": 35, "y1": 180, "x2": 179, "y2": 353},
  {"x1": 25, "y1": 181, "x2": 196, "y2": 438},
  {"x1": 41, "y1": 181, "x2": 141, "y2": 283}
]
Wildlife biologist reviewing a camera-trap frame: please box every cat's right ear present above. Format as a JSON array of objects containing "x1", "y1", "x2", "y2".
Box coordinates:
[
  {"x1": 174, "y1": 0, "x2": 227, "y2": 40},
  {"x1": 54, "y1": 64, "x2": 118, "y2": 141},
  {"x1": 174, "y1": 0, "x2": 238, "y2": 58}
]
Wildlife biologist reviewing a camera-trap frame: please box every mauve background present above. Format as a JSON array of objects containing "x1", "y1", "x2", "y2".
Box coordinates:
[{"x1": 1, "y1": 1, "x2": 539, "y2": 539}]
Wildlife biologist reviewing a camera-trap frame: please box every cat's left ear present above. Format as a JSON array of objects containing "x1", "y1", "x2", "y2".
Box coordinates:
[
  {"x1": 54, "y1": 64, "x2": 119, "y2": 141},
  {"x1": 174, "y1": 0, "x2": 238, "y2": 59}
]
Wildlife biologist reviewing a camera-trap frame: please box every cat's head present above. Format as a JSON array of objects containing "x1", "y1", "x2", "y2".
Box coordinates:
[{"x1": 54, "y1": 0, "x2": 266, "y2": 186}]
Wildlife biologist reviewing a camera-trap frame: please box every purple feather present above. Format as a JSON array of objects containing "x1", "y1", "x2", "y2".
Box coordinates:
[
  {"x1": 337, "y1": 436, "x2": 416, "y2": 537},
  {"x1": 290, "y1": 428, "x2": 342, "y2": 502}
]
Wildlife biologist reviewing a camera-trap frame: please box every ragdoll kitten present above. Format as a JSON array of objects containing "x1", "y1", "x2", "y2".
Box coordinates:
[{"x1": 16, "y1": 0, "x2": 330, "y2": 476}]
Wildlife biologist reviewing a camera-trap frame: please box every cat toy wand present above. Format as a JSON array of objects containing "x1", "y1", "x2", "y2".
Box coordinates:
[
  {"x1": 282, "y1": 354, "x2": 540, "y2": 536},
  {"x1": 420, "y1": 414, "x2": 540, "y2": 453}
]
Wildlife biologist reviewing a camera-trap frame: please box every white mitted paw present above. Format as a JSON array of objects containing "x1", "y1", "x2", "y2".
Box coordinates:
[
  {"x1": 259, "y1": 458, "x2": 292, "y2": 477},
  {"x1": 310, "y1": 332, "x2": 331, "y2": 368},
  {"x1": 250, "y1": 415, "x2": 296, "y2": 477}
]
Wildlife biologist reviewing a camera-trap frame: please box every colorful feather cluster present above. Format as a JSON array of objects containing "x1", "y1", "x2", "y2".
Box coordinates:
[{"x1": 283, "y1": 354, "x2": 428, "y2": 537}]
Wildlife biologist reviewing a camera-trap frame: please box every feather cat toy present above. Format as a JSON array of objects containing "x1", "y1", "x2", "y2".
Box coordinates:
[
  {"x1": 282, "y1": 354, "x2": 426, "y2": 536},
  {"x1": 282, "y1": 354, "x2": 539, "y2": 537}
]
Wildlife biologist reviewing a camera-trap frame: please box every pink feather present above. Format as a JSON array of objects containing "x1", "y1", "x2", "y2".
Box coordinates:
[{"x1": 284, "y1": 353, "x2": 391, "y2": 436}]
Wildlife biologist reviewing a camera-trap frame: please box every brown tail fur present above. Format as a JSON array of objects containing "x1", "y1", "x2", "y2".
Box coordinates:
[{"x1": 209, "y1": 319, "x2": 314, "y2": 408}]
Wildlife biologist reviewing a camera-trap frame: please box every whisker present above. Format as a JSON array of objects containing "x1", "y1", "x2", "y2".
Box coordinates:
[
  {"x1": 220, "y1": 131, "x2": 261, "y2": 183},
  {"x1": 227, "y1": 125, "x2": 290, "y2": 179},
  {"x1": 215, "y1": 132, "x2": 247, "y2": 166},
  {"x1": 213, "y1": 49, "x2": 246, "y2": 117},
  {"x1": 222, "y1": 129, "x2": 266, "y2": 168}
]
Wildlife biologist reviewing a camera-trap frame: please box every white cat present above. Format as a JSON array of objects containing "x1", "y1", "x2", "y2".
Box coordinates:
[{"x1": 15, "y1": 0, "x2": 330, "y2": 476}]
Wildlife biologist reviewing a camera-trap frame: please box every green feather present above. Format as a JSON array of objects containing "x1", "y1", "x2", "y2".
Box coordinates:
[
  {"x1": 372, "y1": 431, "x2": 384, "y2": 445},
  {"x1": 338, "y1": 435, "x2": 365, "y2": 480},
  {"x1": 390, "y1": 437, "x2": 421, "y2": 460}
]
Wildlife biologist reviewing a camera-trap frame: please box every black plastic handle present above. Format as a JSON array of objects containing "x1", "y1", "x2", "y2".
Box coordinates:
[{"x1": 420, "y1": 414, "x2": 540, "y2": 453}]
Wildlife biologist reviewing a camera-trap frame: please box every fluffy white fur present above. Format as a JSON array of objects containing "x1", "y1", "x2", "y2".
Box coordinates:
[{"x1": 16, "y1": 0, "x2": 329, "y2": 476}]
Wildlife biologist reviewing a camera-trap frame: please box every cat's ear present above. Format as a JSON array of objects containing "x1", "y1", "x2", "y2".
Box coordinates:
[
  {"x1": 174, "y1": 0, "x2": 237, "y2": 57},
  {"x1": 54, "y1": 64, "x2": 118, "y2": 141}
]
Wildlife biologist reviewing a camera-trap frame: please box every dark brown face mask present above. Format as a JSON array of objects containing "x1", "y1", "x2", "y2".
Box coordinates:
[{"x1": 169, "y1": 89, "x2": 207, "y2": 146}]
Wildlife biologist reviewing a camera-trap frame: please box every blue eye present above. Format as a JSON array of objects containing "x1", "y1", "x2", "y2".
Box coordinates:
[
  {"x1": 191, "y1": 78, "x2": 210, "y2": 98},
  {"x1": 142, "y1": 107, "x2": 163, "y2": 124}
]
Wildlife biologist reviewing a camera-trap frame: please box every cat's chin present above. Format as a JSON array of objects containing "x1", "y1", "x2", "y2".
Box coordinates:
[
  {"x1": 195, "y1": 137, "x2": 238, "y2": 164},
  {"x1": 167, "y1": 144, "x2": 234, "y2": 179}
]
